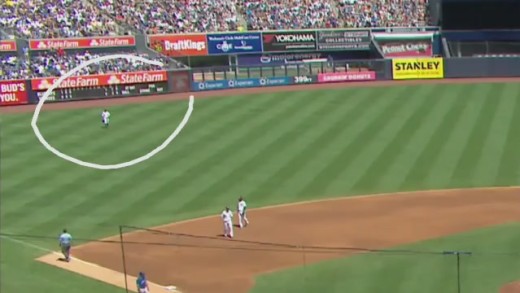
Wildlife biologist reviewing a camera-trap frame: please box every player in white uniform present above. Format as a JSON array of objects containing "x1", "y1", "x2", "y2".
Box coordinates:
[
  {"x1": 101, "y1": 109, "x2": 111, "y2": 127},
  {"x1": 221, "y1": 207, "x2": 234, "y2": 238},
  {"x1": 237, "y1": 197, "x2": 249, "y2": 228}
]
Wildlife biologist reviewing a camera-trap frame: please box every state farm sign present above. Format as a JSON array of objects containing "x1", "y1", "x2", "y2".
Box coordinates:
[
  {"x1": 0, "y1": 80, "x2": 29, "y2": 106},
  {"x1": 0, "y1": 40, "x2": 17, "y2": 52},
  {"x1": 29, "y1": 36, "x2": 136, "y2": 50},
  {"x1": 380, "y1": 40, "x2": 433, "y2": 58},
  {"x1": 148, "y1": 34, "x2": 208, "y2": 57},
  {"x1": 31, "y1": 71, "x2": 168, "y2": 90}
]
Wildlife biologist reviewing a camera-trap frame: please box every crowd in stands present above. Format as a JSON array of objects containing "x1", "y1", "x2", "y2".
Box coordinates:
[
  {"x1": 2, "y1": 0, "x2": 122, "y2": 39},
  {"x1": 0, "y1": 0, "x2": 429, "y2": 80},
  {"x1": 28, "y1": 50, "x2": 169, "y2": 78},
  {"x1": 94, "y1": 0, "x2": 239, "y2": 34}
]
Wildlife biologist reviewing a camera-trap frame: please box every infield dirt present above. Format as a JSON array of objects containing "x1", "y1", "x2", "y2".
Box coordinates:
[{"x1": 10, "y1": 78, "x2": 520, "y2": 293}]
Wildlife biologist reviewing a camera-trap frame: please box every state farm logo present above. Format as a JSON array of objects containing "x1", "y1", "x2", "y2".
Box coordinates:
[
  {"x1": 90, "y1": 39, "x2": 100, "y2": 46},
  {"x1": 274, "y1": 34, "x2": 315, "y2": 43},
  {"x1": 37, "y1": 79, "x2": 52, "y2": 90},
  {"x1": 164, "y1": 39, "x2": 206, "y2": 51},
  {"x1": 108, "y1": 75, "x2": 120, "y2": 84}
]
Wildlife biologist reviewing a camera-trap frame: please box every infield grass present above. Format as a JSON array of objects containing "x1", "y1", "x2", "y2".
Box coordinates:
[{"x1": 1, "y1": 82, "x2": 520, "y2": 293}]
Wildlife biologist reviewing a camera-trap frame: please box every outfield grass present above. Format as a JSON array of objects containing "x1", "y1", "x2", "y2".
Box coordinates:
[
  {"x1": 251, "y1": 223, "x2": 520, "y2": 293},
  {"x1": 1, "y1": 82, "x2": 520, "y2": 293}
]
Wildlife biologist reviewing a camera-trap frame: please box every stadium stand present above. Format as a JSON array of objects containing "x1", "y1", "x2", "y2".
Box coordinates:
[{"x1": 0, "y1": 0, "x2": 431, "y2": 80}]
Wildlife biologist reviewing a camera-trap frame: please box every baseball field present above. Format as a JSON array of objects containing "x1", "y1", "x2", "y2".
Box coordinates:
[{"x1": 1, "y1": 79, "x2": 520, "y2": 293}]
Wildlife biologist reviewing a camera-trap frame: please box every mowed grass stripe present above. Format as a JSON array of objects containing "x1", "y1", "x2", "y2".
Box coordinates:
[
  {"x1": 1, "y1": 103, "x2": 157, "y2": 198},
  {"x1": 2, "y1": 100, "x2": 205, "y2": 228},
  {"x1": 350, "y1": 85, "x2": 442, "y2": 192},
  {"x1": 398, "y1": 86, "x2": 471, "y2": 190},
  {"x1": 103, "y1": 92, "x2": 317, "y2": 224},
  {"x1": 45, "y1": 97, "x2": 270, "y2": 229},
  {"x1": 472, "y1": 83, "x2": 519, "y2": 186},
  {"x1": 374, "y1": 87, "x2": 464, "y2": 191},
  {"x1": 22, "y1": 96, "x2": 277, "y2": 232},
  {"x1": 425, "y1": 84, "x2": 491, "y2": 187},
  {"x1": 175, "y1": 90, "x2": 368, "y2": 211},
  {"x1": 250, "y1": 88, "x2": 381, "y2": 202},
  {"x1": 290, "y1": 85, "x2": 416, "y2": 197},
  {"x1": 0, "y1": 103, "x2": 156, "y2": 174},
  {"x1": 495, "y1": 82, "x2": 520, "y2": 185},
  {"x1": 301, "y1": 85, "x2": 426, "y2": 196},
  {"x1": 449, "y1": 84, "x2": 502, "y2": 187}
]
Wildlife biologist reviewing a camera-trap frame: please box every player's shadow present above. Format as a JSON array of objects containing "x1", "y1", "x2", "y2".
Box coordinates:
[{"x1": 56, "y1": 257, "x2": 69, "y2": 262}]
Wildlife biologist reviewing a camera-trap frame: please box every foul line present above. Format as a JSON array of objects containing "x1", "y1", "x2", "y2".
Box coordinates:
[{"x1": 0, "y1": 235, "x2": 180, "y2": 292}]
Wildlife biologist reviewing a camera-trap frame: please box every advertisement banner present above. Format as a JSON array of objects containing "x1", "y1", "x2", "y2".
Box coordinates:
[
  {"x1": 29, "y1": 36, "x2": 136, "y2": 50},
  {"x1": 192, "y1": 77, "x2": 292, "y2": 91},
  {"x1": 0, "y1": 80, "x2": 29, "y2": 106},
  {"x1": 262, "y1": 31, "x2": 317, "y2": 52},
  {"x1": 374, "y1": 33, "x2": 434, "y2": 58},
  {"x1": 31, "y1": 71, "x2": 168, "y2": 90},
  {"x1": 238, "y1": 53, "x2": 324, "y2": 66},
  {"x1": 392, "y1": 58, "x2": 444, "y2": 80},
  {"x1": 148, "y1": 34, "x2": 208, "y2": 57},
  {"x1": 0, "y1": 40, "x2": 17, "y2": 52},
  {"x1": 317, "y1": 71, "x2": 376, "y2": 83},
  {"x1": 317, "y1": 29, "x2": 371, "y2": 51},
  {"x1": 206, "y1": 33, "x2": 262, "y2": 55}
]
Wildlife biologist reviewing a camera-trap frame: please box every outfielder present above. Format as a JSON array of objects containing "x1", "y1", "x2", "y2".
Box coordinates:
[
  {"x1": 101, "y1": 109, "x2": 111, "y2": 127},
  {"x1": 221, "y1": 207, "x2": 234, "y2": 238},
  {"x1": 237, "y1": 197, "x2": 249, "y2": 228},
  {"x1": 136, "y1": 272, "x2": 149, "y2": 293},
  {"x1": 58, "y1": 229, "x2": 72, "y2": 262}
]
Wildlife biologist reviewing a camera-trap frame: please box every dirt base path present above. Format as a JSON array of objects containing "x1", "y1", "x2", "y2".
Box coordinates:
[
  {"x1": 502, "y1": 282, "x2": 520, "y2": 293},
  {"x1": 37, "y1": 187, "x2": 520, "y2": 293}
]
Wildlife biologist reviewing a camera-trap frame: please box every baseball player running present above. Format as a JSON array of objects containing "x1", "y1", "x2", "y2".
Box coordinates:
[
  {"x1": 101, "y1": 109, "x2": 111, "y2": 127},
  {"x1": 58, "y1": 229, "x2": 72, "y2": 262},
  {"x1": 221, "y1": 207, "x2": 234, "y2": 238},
  {"x1": 237, "y1": 197, "x2": 249, "y2": 228},
  {"x1": 136, "y1": 272, "x2": 150, "y2": 293}
]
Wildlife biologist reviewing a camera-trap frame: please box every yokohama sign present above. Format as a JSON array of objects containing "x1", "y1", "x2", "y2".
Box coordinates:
[
  {"x1": 29, "y1": 36, "x2": 136, "y2": 50},
  {"x1": 0, "y1": 40, "x2": 17, "y2": 52},
  {"x1": 148, "y1": 34, "x2": 208, "y2": 57},
  {"x1": 262, "y1": 31, "x2": 317, "y2": 52},
  {"x1": 31, "y1": 71, "x2": 168, "y2": 90},
  {"x1": 0, "y1": 80, "x2": 29, "y2": 106}
]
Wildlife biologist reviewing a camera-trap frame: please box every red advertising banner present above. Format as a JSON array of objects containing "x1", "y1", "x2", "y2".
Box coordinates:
[
  {"x1": 318, "y1": 71, "x2": 376, "y2": 83},
  {"x1": 380, "y1": 40, "x2": 433, "y2": 58},
  {"x1": 29, "y1": 36, "x2": 136, "y2": 50},
  {"x1": 31, "y1": 71, "x2": 168, "y2": 90},
  {"x1": 148, "y1": 34, "x2": 208, "y2": 57},
  {"x1": 0, "y1": 40, "x2": 17, "y2": 52},
  {"x1": 0, "y1": 80, "x2": 29, "y2": 106}
]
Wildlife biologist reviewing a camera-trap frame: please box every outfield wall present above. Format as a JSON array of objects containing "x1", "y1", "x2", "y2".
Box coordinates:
[{"x1": 1, "y1": 57, "x2": 519, "y2": 107}]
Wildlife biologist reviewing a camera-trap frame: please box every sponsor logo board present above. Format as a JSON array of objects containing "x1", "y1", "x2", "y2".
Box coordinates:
[
  {"x1": 148, "y1": 34, "x2": 208, "y2": 56},
  {"x1": 31, "y1": 71, "x2": 168, "y2": 90},
  {"x1": 317, "y1": 71, "x2": 376, "y2": 83},
  {"x1": 0, "y1": 40, "x2": 17, "y2": 52},
  {"x1": 392, "y1": 58, "x2": 444, "y2": 80},
  {"x1": 380, "y1": 40, "x2": 433, "y2": 57},
  {"x1": 29, "y1": 36, "x2": 136, "y2": 50},
  {"x1": 0, "y1": 80, "x2": 28, "y2": 106},
  {"x1": 317, "y1": 29, "x2": 371, "y2": 51},
  {"x1": 262, "y1": 31, "x2": 317, "y2": 52},
  {"x1": 207, "y1": 33, "x2": 262, "y2": 55}
]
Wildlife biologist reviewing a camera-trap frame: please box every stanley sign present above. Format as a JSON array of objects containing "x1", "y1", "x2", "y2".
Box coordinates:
[{"x1": 392, "y1": 58, "x2": 444, "y2": 80}]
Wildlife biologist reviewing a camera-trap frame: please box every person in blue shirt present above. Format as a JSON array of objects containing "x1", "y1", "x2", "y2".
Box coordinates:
[
  {"x1": 58, "y1": 229, "x2": 72, "y2": 262},
  {"x1": 136, "y1": 272, "x2": 149, "y2": 293}
]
